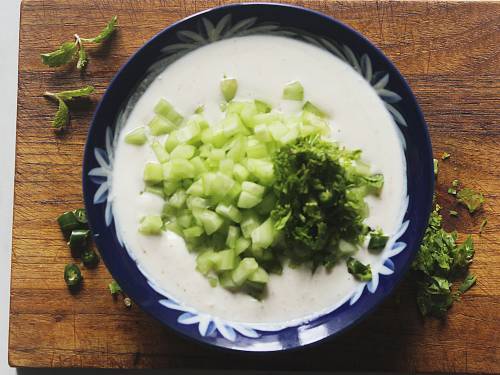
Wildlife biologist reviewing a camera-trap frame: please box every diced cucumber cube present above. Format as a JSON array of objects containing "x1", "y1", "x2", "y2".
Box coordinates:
[
  {"x1": 186, "y1": 196, "x2": 210, "y2": 209},
  {"x1": 164, "y1": 221, "x2": 182, "y2": 236},
  {"x1": 226, "y1": 137, "x2": 246, "y2": 161},
  {"x1": 254, "y1": 99, "x2": 271, "y2": 113},
  {"x1": 237, "y1": 191, "x2": 262, "y2": 209},
  {"x1": 186, "y1": 179, "x2": 204, "y2": 196},
  {"x1": 154, "y1": 98, "x2": 184, "y2": 125},
  {"x1": 254, "y1": 124, "x2": 272, "y2": 142},
  {"x1": 163, "y1": 181, "x2": 179, "y2": 196},
  {"x1": 196, "y1": 250, "x2": 216, "y2": 275},
  {"x1": 168, "y1": 189, "x2": 186, "y2": 208},
  {"x1": 251, "y1": 218, "x2": 276, "y2": 249},
  {"x1": 232, "y1": 257, "x2": 259, "y2": 286},
  {"x1": 145, "y1": 184, "x2": 164, "y2": 198},
  {"x1": 151, "y1": 141, "x2": 169, "y2": 163},
  {"x1": 125, "y1": 127, "x2": 147, "y2": 145},
  {"x1": 177, "y1": 210, "x2": 194, "y2": 228},
  {"x1": 303, "y1": 101, "x2": 328, "y2": 118},
  {"x1": 196, "y1": 209, "x2": 224, "y2": 235},
  {"x1": 213, "y1": 249, "x2": 236, "y2": 271},
  {"x1": 246, "y1": 138, "x2": 268, "y2": 158},
  {"x1": 233, "y1": 163, "x2": 250, "y2": 182},
  {"x1": 248, "y1": 267, "x2": 269, "y2": 284},
  {"x1": 190, "y1": 156, "x2": 208, "y2": 174},
  {"x1": 282, "y1": 81, "x2": 304, "y2": 101},
  {"x1": 149, "y1": 115, "x2": 176, "y2": 136},
  {"x1": 220, "y1": 78, "x2": 238, "y2": 102},
  {"x1": 143, "y1": 162, "x2": 163, "y2": 184},
  {"x1": 226, "y1": 226, "x2": 240, "y2": 248},
  {"x1": 183, "y1": 226, "x2": 204, "y2": 239},
  {"x1": 171, "y1": 144, "x2": 195, "y2": 159},
  {"x1": 246, "y1": 159, "x2": 274, "y2": 186},
  {"x1": 240, "y1": 212, "x2": 261, "y2": 239},
  {"x1": 216, "y1": 203, "x2": 242, "y2": 223},
  {"x1": 241, "y1": 181, "x2": 266, "y2": 198},
  {"x1": 219, "y1": 159, "x2": 234, "y2": 176},
  {"x1": 164, "y1": 132, "x2": 180, "y2": 152},
  {"x1": 235, "y1": 237, "x2": 251, "y2": 255},
  {"x1": 139, "y1": 215, "x2": 163, "y2": 235}
]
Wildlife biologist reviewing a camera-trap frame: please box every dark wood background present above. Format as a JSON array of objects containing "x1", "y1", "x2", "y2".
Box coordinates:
[{"x1": 10, "y1": 0, "x2": 499, "y2": 371}]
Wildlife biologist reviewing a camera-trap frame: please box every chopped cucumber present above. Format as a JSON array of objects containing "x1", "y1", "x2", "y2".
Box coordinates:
[
  {"x1": 283, "y1": 81, "x2": 304, "y2": 101},
  {"x1": 125, "y1": 127, "x2": 147, "y2": 145},
  {"x1": 221, "y1": 78, "x2": 238, "y2": 101},
  {"x1": 149, "y1": 115, "x2": 176, "y2": 136},
  {"x1": 143, "y1": 162, "x2": 163, "y2": 184},
  {"x1": 232, "y1": 257, "x2": 259, "y2": 286},
  {"x1": 139, "y1": 215, "x2": 163, "y2": 235},
  {"x1": 154, "y1": 98, "x2": 184, "y2": 125}
]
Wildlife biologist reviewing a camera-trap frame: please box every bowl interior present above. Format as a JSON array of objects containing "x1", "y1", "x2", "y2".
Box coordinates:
[{"x1": 83, "y1": 3, "x2": 434, "y2": 351}]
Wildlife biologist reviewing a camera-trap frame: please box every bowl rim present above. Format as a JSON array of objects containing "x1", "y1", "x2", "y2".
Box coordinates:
[{"x1": 82, "y1": 2, "x2": 434, "y2": 352}]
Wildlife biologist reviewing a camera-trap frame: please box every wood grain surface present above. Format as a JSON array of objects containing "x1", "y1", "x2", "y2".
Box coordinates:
[{"x1": 10, "y1": 0, "x2": 500, "y2": 371}]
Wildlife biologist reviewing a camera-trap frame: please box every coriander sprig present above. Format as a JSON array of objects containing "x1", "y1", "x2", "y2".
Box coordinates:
[
  {"x1": 43, "y1": 86, "x2": 94, "y2": 131},
  {"x1": 41, "y1": 16, "x2": 117, "y2": 70}
]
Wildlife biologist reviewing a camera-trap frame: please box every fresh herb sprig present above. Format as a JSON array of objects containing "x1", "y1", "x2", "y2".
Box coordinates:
[
  {"x1": 44, "y1": 86, "x2": 94, "y2": 131},
  {"x1": 41, "y1": 16, "x2": 117, "y2": 70}
]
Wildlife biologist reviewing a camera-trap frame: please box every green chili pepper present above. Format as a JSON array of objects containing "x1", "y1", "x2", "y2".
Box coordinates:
[
  {"x1": 67, "y1": 229, "x2": 91, "y2": 256},
  {"x1": 81, "y1": 248, "x2": 99, "y2": 268},
  {"x1": 64, "y1": 263, "x2": 82, "y2": 289},
  {"x1": 57, "y1": 208, "x2": 89, "y2": 239}
]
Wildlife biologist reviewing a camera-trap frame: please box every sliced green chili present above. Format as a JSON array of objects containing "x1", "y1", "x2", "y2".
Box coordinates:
[
  {"x1": 81, "y1": 248, "x2": 99, "y2": 268},
  {"x1": 64, "y1": 263, "x2": 82, "y2": 288}
]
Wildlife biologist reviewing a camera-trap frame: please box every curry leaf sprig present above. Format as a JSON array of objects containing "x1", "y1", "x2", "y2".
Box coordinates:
[
  {"x1": 41, "y1": 16, "x2": 118, "y2": 70},
  {"x1": 43, "y1": 86, "x2": 94, "y2": 131}
]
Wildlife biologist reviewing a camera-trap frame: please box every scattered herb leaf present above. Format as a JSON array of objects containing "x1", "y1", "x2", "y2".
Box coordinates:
[
  {"x1": 43, "y1": 86, "x2": 94, "y2": 131},
  {"x1": 433, "y1": 158, "x2": 438, "y2": 177},
  {"x1": 368, "y1": 228, "x2": 389, "y2": 252},
  {"x1": 458, "y1": 274, "x2": 476, "y2": 295},
  {"x1": 457, "y1": 188, "x2": 484, "y2": 213},
  {"x1": 41, "y1": 16, "x2": 117, "y2": 69},
  {"x1": 108, "y1": 280, "x2": 122, "y2": 295},
  {"x1": 347, "y1": 257, "x2": 372, "y2": 281},
  {"x1": 449, "y1": 210, "x2": 458, "y2": 217},
  {"x1": 41, "y1": 41, "x2": 78, "y2": 67},
  {"x1": 441, "y1": 152, "x2": 451, "y2": 160}
]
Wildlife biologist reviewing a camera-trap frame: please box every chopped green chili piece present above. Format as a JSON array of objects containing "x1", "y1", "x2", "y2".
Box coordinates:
[
  {"x1": 108, "y1": 280, "x2": 122, "y2": 295},
  {"x1": 458, "y1": 274, "x2": 476, "y2": 295},
  {"x1": 346, "y1": 257, "x2": 372, "y2": 281},
  {"x1": 368, "y1": 229, "x2": 389, "y2": 252},
  {"x1": 441, "y1": 152, "x2": 451, "y2": 160},
  {"x1": 457, "y1": 188, "x2": 484, "y2": 213},
  {"x1": 81, "y1": 248, "x2": 99, "y2": 268},
  {"x1": 449, "y1": 210, "x2": 458, "y2": 217},
  {"x1": 57, "y1": 209, "x2": 88, "y2": 238},
  {"x1": 68, "y1": 229, "x2": 91, "y2": 255},
  {"x1": 64, "y1": 263, "x2": 82, "y2": 289},
  {"x1": 479, "y1": 219, "x2": 487, "y2": 235}
]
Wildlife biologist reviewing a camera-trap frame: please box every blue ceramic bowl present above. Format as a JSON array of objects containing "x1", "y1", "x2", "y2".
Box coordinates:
[{"x1": 83, "y1": 3, "x2": 434, "y2": 351}]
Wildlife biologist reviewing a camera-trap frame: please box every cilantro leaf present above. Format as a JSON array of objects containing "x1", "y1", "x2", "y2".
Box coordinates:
[
  {"x1": 368, "y1": 228, "x2": 389, "y2": 252},
  {"x1": 81, "y1": 15, "x2": 118, "y2": 44},
  {"x1": 479, "y1": 219, "x2": 487, "y2": 235},
  {"x1": 441, "y1": 152, "x2": 451, "y2": 160},
  {"x1": 41, "y1": 41, "x2": 78, "y2": 67},
  {"x1": 458, "y1": 274, "x2": 476, "y2": 294},
  {"x1": 346, "y1": 257, "x2": 372, "y2": 281},
  {"x1": 54, "y1": 86, "x2": 94, "y2": 101},
  {"x1": 457, "y1": 188, "x2": 484, "y2": 213},
  {"x1": 416, "y1": 276, "x2": 453, "y2": 317}
]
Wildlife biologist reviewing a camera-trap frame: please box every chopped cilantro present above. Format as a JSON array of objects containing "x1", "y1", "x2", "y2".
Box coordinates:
[
  {"x1": 411, "y1": 204, "x2": 475, "y2": 317},
  {"x1": 457, "y1": 188, "x2": 484, "y2": 213},
  {"x1": 441, "y1": 152, "x2": 451, "y2": 160},
  {"x1": 449, "y1": 210, "x2": 458, "y2": 217},
  {"x1": 458, "y1": 274, "x2": 476, "y2": 295},
  {"x1": 346, "y1": 257, "x2": 372, "y2": 281},
  {"x1": 108, "y1": 280, "x2": 122, "y2": 295},
  {"x1": 433, "y1": 158, "x2": 438, "y2": 177}
]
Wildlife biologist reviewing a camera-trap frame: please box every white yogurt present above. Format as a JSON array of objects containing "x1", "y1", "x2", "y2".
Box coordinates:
[{"x1": 111, "y1": 36, "x2": 407, "y2": 324}]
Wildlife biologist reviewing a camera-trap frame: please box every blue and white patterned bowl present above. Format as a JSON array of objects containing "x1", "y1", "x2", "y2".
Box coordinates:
[{"x1": 83, "y1": 3, "x2": 434, "y2": 351}]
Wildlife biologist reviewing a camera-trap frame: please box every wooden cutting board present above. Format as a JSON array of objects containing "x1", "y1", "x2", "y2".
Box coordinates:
[{"x1": 10, "y1": 0, "x2": 500, "y2": 371}]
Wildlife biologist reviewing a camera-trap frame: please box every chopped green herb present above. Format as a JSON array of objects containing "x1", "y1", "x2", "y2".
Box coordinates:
[
  {"x1": 458, "y1": 274, "x2": 476, "y2": 295},
  {"x1": 433, "y1": 158, "x2": 438, "y2": 177},
  {"x1": 368, "y1": 229, "x2": 389, "y2": 252},
  {"x1": 346, "y1": 257, "x2": 372, "y2": 281},
  {"x1": 272, "y1": 136, "x2": 379, "y2": 269},
  {"x1": 479, "y1": 219, "x2": 487, "y2": 235},
  {"x1": 452, "y1": 179, "x2": 459, "y2": 187},
  {"x1": 108, "y1": 280, "x2": 122, "y2": 295},
  {"x1": 41, "y1": 16, "x2": 117, "y2": 69},
  {"x1": 449, "y1": 210, "x2": 458, "y2": 217},
  {"x1": 441, "y1": 152, "x2": 451, "y2": 160},
  {"x1": 448, "y1": 187, "x2": 457, "y2": 195},
  {"x1": 44, "y1": 86, "x2": 94, "y2": 131},
  {"x1": 457, "y1": 188, "x2": 484, "y2": 213},
  {"x1": 411, "y1": 204, "x2": 476, "y2": 317},
  {"x1": 64, "y1": 263, "x2": 82, "y2": 289}
]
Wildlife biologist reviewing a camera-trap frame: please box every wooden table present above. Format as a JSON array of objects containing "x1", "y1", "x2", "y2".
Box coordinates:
[{"x1": 10, "y1": 0, "x2": 500, "y2": 371}]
